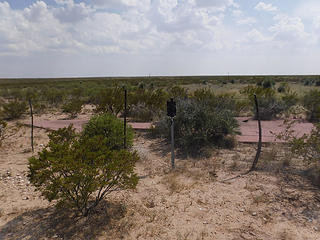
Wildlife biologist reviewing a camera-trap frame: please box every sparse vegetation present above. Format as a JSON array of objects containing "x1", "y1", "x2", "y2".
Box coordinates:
[
  {"x1": 62, "y1": 100, "x2": 83, "y2": 118},
  {"x1": 0, "y1": 120, "x2": 7, "y2": 146},
  {"x1": 1, "y1": 100, "x2": 27, "y2": 120},
  {"x1": 303, "y1": 89, "x2": 320, "y2": 122},
  {"x1": 1, "y1": 75, "x2": 320, "y2": 239}
]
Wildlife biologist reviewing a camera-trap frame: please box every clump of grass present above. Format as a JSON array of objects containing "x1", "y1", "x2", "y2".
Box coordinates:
[
  {"x1": 279, "y1": 230, "x2": 295, "y2": 240},
  {"x1": 162, "y1": 172, "x2": 185, "y2": 194}
]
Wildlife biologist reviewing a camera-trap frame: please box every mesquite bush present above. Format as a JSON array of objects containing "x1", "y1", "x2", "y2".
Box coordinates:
[{"x1": 28, "y1": 114, "x2": 138, "y2": 216}]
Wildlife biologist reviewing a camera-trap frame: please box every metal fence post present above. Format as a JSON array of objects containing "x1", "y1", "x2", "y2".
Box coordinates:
[
  {"x1": 28, "y1": 99, "x2": 34, "y2": 153},
  {"x1": 171, "y1": 117, "x2": 175, "y2": 169}
]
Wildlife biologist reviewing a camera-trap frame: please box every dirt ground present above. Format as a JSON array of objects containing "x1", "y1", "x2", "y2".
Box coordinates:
[{"x1": 0, "y1": 112, "x2": 320, "y2": 240}]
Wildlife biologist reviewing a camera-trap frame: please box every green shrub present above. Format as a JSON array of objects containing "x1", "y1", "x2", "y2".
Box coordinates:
[
  {"x1": 277, "y1": 83, "x2": 289, "y2": 93},
  {"x1": 257, "y1": 80, "x2": 263, "y2": 86},
  {"x1": 316, "y1": 80, "x2": 320, "y2": 87},
  {"x1": 255, "y1": 97, "x2": 287, "y2": 120},
  {"x1": 168, "y1": 85, "x2": 188, "y2": 99},
  {"x1": 281, "y1": 91, "x2": 299, "y2": 110},
  {"x1": 28, "y1": 126, "x2": 138, "y2": 216},
  {"x1": 45, "y1": 88, "x2": 65, "y2": 106},
  {"x1": 0, "y1": 120, "x2": 7, "y2": 146},
  {"x1": 303, "y1": 90, "x2": 320, "y2": 122},
  {"x1": 241, "y1": 86, "x2": 291, "y2": 120},
  {"x1": 82, "y1": 113, "x2": 134, "y2": 150},
  {"x1": 93, "y1": 87, "x2": 124, "y2": 116},
  {"x1": 262, "y1": 79, "x2": 275, "y2": 89},
  {"x1": 193, "y1": 89, "x2": 240, "y2": 116},
  {"x1": 1, "y1": 100, "x2": 27, "y2": 120},
  {"x1": 62, "y1": 100, "x2": 83, "y2": 118},
  {"x1": 276, "y1": 121, "x2": 320, "y2": 185},
  {"x1": 128, "y1": 102, "x2": 153, "y2": 122},
  {"x1": 128, "y1": 89, "x2": 168, "y2": 121},
  {"x1": 138, "y1": 82, "x2": 145, "y2": 90},
  {"x1": 154, "y1": 98, "x2": 239, "y2": 155},
  {"x1": 304, "y1": 80, "x2": 310, "y2": 86}
]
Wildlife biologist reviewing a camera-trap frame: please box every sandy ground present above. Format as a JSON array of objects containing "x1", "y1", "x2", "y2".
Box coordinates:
[{"x1": 0, "y1": 112, "x2": 320, "y2": 239}]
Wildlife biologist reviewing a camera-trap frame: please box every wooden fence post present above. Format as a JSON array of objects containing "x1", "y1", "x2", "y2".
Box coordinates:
[
  {"x1": 29, "y1": 99, "x2": 34, "y2": 153},
  {"x1": 250, "y1": 94, "x2": 262, "y2": 171}
]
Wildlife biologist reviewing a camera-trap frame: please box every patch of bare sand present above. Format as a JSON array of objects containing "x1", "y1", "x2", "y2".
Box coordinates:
[{"x1": 0, "y1": 117, "x2": 319, "y2": 240}]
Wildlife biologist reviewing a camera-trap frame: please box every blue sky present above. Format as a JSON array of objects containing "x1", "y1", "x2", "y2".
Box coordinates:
[{"x1": 0, "y1": 0, "x2": 320, "y2": 77}]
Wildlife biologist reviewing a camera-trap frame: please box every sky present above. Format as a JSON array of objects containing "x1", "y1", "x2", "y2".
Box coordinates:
[{"x1": 0, "y1": 0, "x2": 320, "y2": 78}]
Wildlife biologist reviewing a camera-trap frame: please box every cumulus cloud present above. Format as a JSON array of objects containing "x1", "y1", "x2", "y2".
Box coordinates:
[
  {"x1": 240, "y1": 28, "x2": 270, "y2": 44},
  {"x1": 53, "y1": 2, "x2": 93, "y2": 23},
  {"x1": 194, "y1": 0, "x2": 234, "y2": 10},
  {"x1": 269, "y1": 15, "x2": 310, "y2": 46},
  {"x1": 254, "y1": 2, "x2": 277, "y2": 13}
]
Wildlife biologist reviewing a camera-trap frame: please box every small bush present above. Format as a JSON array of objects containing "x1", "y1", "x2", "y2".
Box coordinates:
[
  {"x1": 62, "y1": 100, "x2": 83, "y2": 118},
  {"x1": 45, "y1": 88, "x2": 66, "y2": 106},
  {"x1": 303, "y1": 90, "x2": 320, "y2": 122},
  {"x1": 128, "y1": 102, "x2": 153, "y2": 122},
  {"x1": 138, "y1": 82, "x2": 145, "y2": 90},
  {"x1": 1, "y1": 100, "x2": 27, "y2": 120},
  {"x1": 262, "y1": 79, "x2": 275, "y2": 89},
  {"x1": 277, "y1": 83, "x2": 289, "y2": 93},
  {"x1": 128, "y1": 88, "x2": 168, "y2": 121},
  {"x1": 154, "y1": 98, "x2": 239, "y2": 155},
  {"x1": 316, "y1": 80, "x2": 320, "y2": 87},
  {"x1": 82, "y1": 113, "x2": 134, "y2": 150},
  {"x1": 241, "y1": 86, "x2": 284, "y2": 120},
  {"x1": 28, "y1": 123, "x2": 138, "y2": 216},
  {"x1": 276, "y1": 121, "x2": 320, "y2": 184},
  {"x1": 93, "y1": 87, "x2": 124, "y2": 116},
  {"x1": 168, "y1": 86, "x2": 188, "y2": 99},
  {"x1": 0, "y1": 120, "x2": 7, "y2": 146}
]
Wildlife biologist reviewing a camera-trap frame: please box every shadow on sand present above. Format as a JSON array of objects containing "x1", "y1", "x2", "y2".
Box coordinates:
[{"x1": 0, "y1": 200, "x2": 128, "y2": 240}]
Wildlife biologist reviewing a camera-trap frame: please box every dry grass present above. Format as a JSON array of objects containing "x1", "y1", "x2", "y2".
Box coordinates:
[
  {"x1": 162, "y1": 172, "x2": 186, "y2": 194},
  {"x1": 279, "y1": 229, "x2": 295, "y2": 240}
]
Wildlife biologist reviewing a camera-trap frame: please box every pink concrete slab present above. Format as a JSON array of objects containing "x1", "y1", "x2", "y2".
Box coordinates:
[
  {"x1": 235, "y1": 117, "x2": 314, "y2": 143},
  {"x1": 27, "y1": 117, "x2": 315, "y2": 143}
]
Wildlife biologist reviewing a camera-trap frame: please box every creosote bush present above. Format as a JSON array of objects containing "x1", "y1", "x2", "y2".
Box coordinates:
[
  {"x1": 62, "y1": 100, "x2": 83, "y2": 118},
  {"x1": 1, "y1": 100, "x2": 27, "y2": 120},
  {"x1": 82, "y1": 113, "x2": 134, "y2": 150},
  {"x1": 303, "y1": 90, "x2": 320, "y2": 122},
  {"x1": 0, "y1": 120, "x2": 7, "y2": 146},
  {"x1": 93, "y1": 87, "x2": 124, "y2": 115},
  {"x1": 276, "y1": 120, "x2": 320, "y2": 185},
  {"x1": 241, "y1": 85, "x2": 295, "y2": 120},
  {"x1": 154, "y1": 94, "x2": 239, "y2": 155},
  {"x1": 28, "y1": 114, "x2": 138, "y2": 216}
]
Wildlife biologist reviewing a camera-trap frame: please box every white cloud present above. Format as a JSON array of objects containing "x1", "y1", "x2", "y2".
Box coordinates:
[
  {"x1": 231, "y1": 9, "x2": 256, "y2": 25},
  {"x1": 269, "y1": 15, "x2": 310, "y2": 46},
  {"x1": 1, "y1": 0, "x2": 320, "y2": 77},
  {"x1": 195, "y1": 0, "x2": 234, "y2": 10},
  {"x1": 240, "y1": 28, "x2": 270, "y2": 44},
  {"x1": 254, "y1": 2, "x2": 277, "y2": 13},
  {"x1": 236, "y1": 17, "x2": 256, "y2": 25},
  {"x1": 53, "y1": 2, "x2": 93, "y2": 23}
]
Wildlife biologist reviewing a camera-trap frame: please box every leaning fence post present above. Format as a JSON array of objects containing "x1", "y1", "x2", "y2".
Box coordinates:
[
  {"x1": 123, "y1": 87, "x2": 127, "y2": 149},
  {"x1": 28, "y1": 99, "x2": 34, "y2": 153},
  {"x1": 167, "y1": 98, "x2": 176, "y2": 169},
  {"x1": 250, "y1": 94, "x2": 262, "y2": 171}
]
